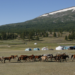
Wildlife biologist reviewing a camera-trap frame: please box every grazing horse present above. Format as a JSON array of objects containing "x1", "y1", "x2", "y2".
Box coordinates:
[
  {"x1": 71, "y1": 55, "x2": 75, "y2": 61},
  {"x1": 3, "y1": 56, "x2": 14, "y2": 63},
  {"x1": 41, "y1": 56, "x2": 48, "y2": 61}
]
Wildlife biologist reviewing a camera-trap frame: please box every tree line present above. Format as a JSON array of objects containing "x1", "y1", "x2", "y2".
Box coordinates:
[{"x1": 0, "y1": 29, "x2": 75, "y2": 42}]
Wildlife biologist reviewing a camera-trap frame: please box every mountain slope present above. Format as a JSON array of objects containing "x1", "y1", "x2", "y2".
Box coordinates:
[{"x1": 0, "y1": 6, "x2": 75, "y2": 32}]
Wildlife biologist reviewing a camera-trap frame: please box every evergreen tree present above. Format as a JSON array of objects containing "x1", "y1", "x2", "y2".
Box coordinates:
[
  {"x1": 1, "y1": 32, "x2": 7, "y2": 40},
  {"x1": 65, "y1": 36, "x2": 68, "y2": 40},
  {"x1": 36, "y1": 36, "x2": 39, "y2": 40},
  {"x1": 68, "y1": 34, "x2": 73, "y2": 40},
  {"x1": 53, "y1": 32, "x2": 56, "y2": 37},
  {"x1": 46, "y1": 33, "x2": 48, "y2": 37}
]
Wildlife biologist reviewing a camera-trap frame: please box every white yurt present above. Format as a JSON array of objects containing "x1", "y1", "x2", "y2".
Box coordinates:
[
  {"x1": 41, "y1": 47, "x2": 48, "y2": 50},
  {"x1": 25, "y1": 48, "x2": 32, "y2": 51},
  {"x1": 55, "y1": 46, "x2": 64, "y2": 50},
  {"x1": 34, "y1": 43, "x2": 37, "y2": 45}
]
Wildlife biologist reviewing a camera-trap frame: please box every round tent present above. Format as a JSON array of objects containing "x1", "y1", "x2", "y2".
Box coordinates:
[
  {"x1": 63, "y1": 46, "x2": 70, "y2": 50},
  {"x1": 34, "y1": 43, "x2": 37, "y2": 45},
  {"x1": 41, "y1": 47, "x2": 48, "y2": 50},
  {"x1": 55, "y1": 46, "x2": 64, "y2": 50},
  {"x1": 33, "y1": 48, "x2": 40, "y2": 51},
  {"x1": 25, "y1": 48, "x2": 32, "y2": 51}
]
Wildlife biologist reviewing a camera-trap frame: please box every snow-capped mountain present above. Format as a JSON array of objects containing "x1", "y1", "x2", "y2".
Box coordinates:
[{"x1": 0, "y1": 6, "x2": 75, "y2": 32}]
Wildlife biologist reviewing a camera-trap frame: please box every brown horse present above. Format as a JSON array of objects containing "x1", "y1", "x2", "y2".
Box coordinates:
[
  {"x1": 11, "y1": 55, "x2": 18, "y2": 59},
  {"x1": 3, "y1": 56, "x2": 14, "y2": 63},
  {"x1": 17, "y1": 55, "x2": 28, "y2": 62},
  {"x1": 71, "y1": 55, "x2": 75, "y2": 61},
  {"x1": 53, "y1": 53, "x2": 69, "y2": 62},
  {"x1": 27, "y1": 55, "x2": 35, "y2": 61},
  {"x1": 53, "y1": 56, "x2": 61, "y2": 62},
  {"x1": 34, "y1": 55, "x2": 42, "y2": 61}
]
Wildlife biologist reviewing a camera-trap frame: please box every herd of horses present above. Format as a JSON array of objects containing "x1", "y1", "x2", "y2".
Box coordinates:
[{"x1": 0, "y1": 53, "x2": 75, "y2": 63}]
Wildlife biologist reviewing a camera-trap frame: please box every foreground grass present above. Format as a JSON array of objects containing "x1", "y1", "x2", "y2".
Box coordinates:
[{"x1": 0, "y1": 61, "x2": 75, "y2": 75}]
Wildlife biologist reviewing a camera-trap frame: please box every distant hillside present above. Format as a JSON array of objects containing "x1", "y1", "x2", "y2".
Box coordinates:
[{"x1": 0, "y1": 6, "x2": 75, "y2": 32}]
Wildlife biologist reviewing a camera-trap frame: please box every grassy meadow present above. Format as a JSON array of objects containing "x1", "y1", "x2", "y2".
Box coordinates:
[{"x1": 0, "y1": 32, "x2": 75, "y2": 75}]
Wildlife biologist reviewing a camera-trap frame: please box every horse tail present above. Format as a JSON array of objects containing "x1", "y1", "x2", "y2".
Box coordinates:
[{"x1": 71, "y1": 55, "x2": 73, "y2": 59}]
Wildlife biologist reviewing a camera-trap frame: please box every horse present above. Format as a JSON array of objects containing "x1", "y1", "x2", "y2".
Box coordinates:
[
  {"x1": 34, "y1": 55, "x2": 42, "y2": 61},
  {"x1": 53, "y1": 56, "x2": 61, "y2": 62},
  {"x1": 27, "y1": 55, "x2": 35, "y2": 61},
  {"x1": 71, "y1": 55, "x2": 75, "y2": 61},
  {"x1": 43, "y1": 54, "x2": 53, "y2": 61},
  {"x1": 53, "y1": 53, "x2": 69, "y2": 62},
  {"x1": 41, "y1": 56, "x2": 48, "y2": 61},
  {"x1": 17, "y1": 55, "x2": 28, "y2": 62},
  {"x1": 60, "y1": 55, "x2": 69, "y2": 62},
  {"x1": 11, "y1": 55, "x2": 18, "y2": 59},
  {"x1": 3, "y1": 56, "x2": 14, "y2": 63}
]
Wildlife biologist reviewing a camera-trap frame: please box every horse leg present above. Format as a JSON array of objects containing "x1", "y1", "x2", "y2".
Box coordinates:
[
  {"x1": 4, "y1": 59, "x2": 5, "y2": 63},
  {"x1": 9, "y1": 59, "x2": 11, "y2": 62},
  {"x1": 17, "y1": 58, "x2": 19, "y2": 61},
  {"x1": 72, "y1": 58, "x2": 74, "y2": 62},
  {"x1": 39, "y1": 58, "x2": 41, "y2": 62},
  {"x1": 45, "y1": 58, "x2": 47, "y2": 62},
  {"x1": 59, "y1": 58, "x2": 61, "y2": 62},
  {"x1": 51, "y1": 57, "x2": 53, "y2": 62}
]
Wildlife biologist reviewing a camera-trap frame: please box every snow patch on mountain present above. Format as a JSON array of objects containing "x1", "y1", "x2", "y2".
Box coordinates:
[
  {"x1": 42, "y1": 14, "x2": 49, "y2": 16},
  {"x1": 40, "y1": 6, "x2": 75, "y2": 17}
]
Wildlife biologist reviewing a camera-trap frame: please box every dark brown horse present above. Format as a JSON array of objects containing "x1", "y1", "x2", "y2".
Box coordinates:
[
  {"x1": 60, "y1": 55, "x2": 69, "y2": 62},
  {"x1": 53, "y1": 56, "x2": 61, "y2": 62},
  {"x1": 17, "y1": 55, "x2": 28, "y2": 62},
  {"x1": 3, "y1": 56, "x2": 14, "y2": 63},
  {"x1": 53, "y1": 54, "x2": 69, "y2": 62}
]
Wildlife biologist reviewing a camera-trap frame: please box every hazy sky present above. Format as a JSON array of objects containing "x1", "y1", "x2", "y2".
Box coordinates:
[{"x1": 0, "y1": 0, "x2": 75, "y2": 25}]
